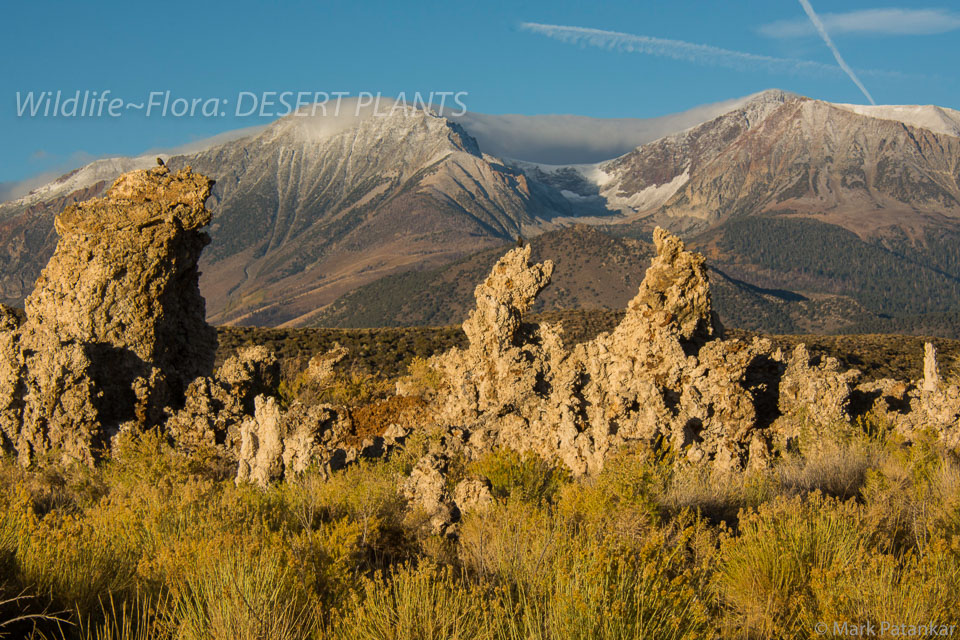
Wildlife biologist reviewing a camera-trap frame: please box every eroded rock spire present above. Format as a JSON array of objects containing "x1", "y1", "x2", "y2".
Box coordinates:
[{"x1": 0, "y1": 165, "x2": 217, "y2": 464}]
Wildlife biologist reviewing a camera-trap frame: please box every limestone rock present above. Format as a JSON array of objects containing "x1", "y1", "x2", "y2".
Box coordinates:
[
  {"x1": 854, "y1": 378, "x2": 911, "y2": 422},
  {"x1": 897, "y1": 344, "x2": 960, "y2": 449},
  {"x1": 0, "y1": 305, "x2": 23, "y2": 332},
  {"x1": 306, "y1": 343, "x2": 347, "y2": 386},
  {"x1": 280, "y1": 402, "x2": 353, "y2": 476},
  {"x1": 167, "y1": 376, "x2": 239, "y2": 453},
  {"x1": 923, "y1": 342, "x2": 941, "y2": 392},
  {"x1": 401, "y1": 454, "x2": 460, "y2": 536},
  {"x1": 0, "y1": 165, "x2": 217, "y2": 464},
  {"x1": 16, "y1": 343, "x2": 101, "y2": 466},
  {"x1": 627, "y1": 227, "x2": 722, "y2": 346},
  {"x1": 236, "y1": 395, "x2": 285, "y2": 486},
  {"x1": 778, "y1": 344, "x2": 860, "y2": 427},
  {"x1": 27, "y1": 165, "x2": 216, "y2": 395},
  {"x1": 233, "y1": 394, "x2": 386, "y2": 486},
  {"x1": 167, "y1": 346, "x2": 281, "y2": 455},
  {"x1": 218, "y1": 346, "x2": 280, "y2": 404},
  {"x1": 453, "y1": 477, "x2": 495, "y2": 514},
  {"x1": 429, "y1": 226, "x2": 774, "y2": 476}
]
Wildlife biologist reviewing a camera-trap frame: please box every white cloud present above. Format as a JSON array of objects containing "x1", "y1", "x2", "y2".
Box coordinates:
[
  {"x1": 519, "y1": 22, "x2": 902, "y2": 81},
  {"x1": 760, "y1": 8, "x2": 960, "y2": 37},
  {"x1": 520, "y1": 22, "x2": 843, "y2": 77}
]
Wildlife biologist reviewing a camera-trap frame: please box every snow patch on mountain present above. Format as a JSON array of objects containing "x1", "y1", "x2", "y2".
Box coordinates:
[
  {"x1": 834, "y1": 103, "x2": 960, "y2": 138},
  {"x1": 600, "y1": 169, "x2": 690, "y2": 212}
]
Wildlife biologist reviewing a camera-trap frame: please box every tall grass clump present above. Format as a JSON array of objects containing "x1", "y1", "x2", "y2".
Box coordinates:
[
  {"x1": 336, "y1": 563, "x2": 496, "y2": 640},
  {"x1": 166, "y1": 545, "x2": 315, "y2": 640}
]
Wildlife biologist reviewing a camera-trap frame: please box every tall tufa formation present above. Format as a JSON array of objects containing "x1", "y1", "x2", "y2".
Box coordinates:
[
  {"x1": 626, "y1": 227, "x2": 722, "y2": 346},
  {"x1": 428, "y1": 227, "x2": 781, "y2": 476},
  {"x1": 0, "y1": 165, "x2": 218, "y2": 465}
]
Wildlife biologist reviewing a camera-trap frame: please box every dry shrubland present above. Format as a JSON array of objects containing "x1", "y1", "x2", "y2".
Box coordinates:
[{"x1": 2, "y1": 408, "x2": 959, "y2": 639}]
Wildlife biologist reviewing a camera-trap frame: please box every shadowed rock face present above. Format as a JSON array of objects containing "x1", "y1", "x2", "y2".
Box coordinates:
[{"x1": 0, "y1": 165, "x2": 218, "y2": 464}]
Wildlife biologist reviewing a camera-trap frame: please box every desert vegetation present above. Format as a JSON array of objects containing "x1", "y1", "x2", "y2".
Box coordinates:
[{"x1": 2, "y1": 411, "x2": 960, "y2": 639}]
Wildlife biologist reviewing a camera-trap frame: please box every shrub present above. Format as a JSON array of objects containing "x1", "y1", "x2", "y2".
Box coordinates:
[
  {"x1": 470, "y1": 449, "x2": 570, "y2": 506},
  {"x1": 395, "y1": 356, "x2": 444, "y2": 399},
  {"x1": 457, "y1": 500, "x2": 558, "y2": 586},
  {"x1": 490, "y1": 522, "x2": 713, "y2": 640},
  {"x1": 718, "y1": 493, "x2": 865, "y2": 639},
  {"x1": 660, "y1": 467, "x2": 776, "y2": 525},
  {"x1": 777, "y1": 434, "x2": 876, "y2": 500},
  {"x1": 556, "y1": 446, "x2": 666, "y2": 537},
  {"x1": 335, "y1": 563, "x2": 495, "y2": 640},
  {"x1": 165, "y1": 544, "x2": 315, "y2": 640},
  {"x1": 811, "y1": 543, "x2": 960, "y2": 632}
]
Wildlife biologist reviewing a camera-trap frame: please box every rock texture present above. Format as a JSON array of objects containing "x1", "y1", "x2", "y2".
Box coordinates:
[
  {"x1": 895, "y1": 343, "x2": 960, "y2": 449},
  {"x1": 166, "y1": 345, "x2": 279, "y2": 453},
  {"x1": 0, "y1": 166, "x2": 217, "y2": 464},
  {"x1": 401, "y1": 453, "x2": 460, "y2": 536},
  {"x1": 778, "y1": 344, "x2": 860, "y2": 428},
  {"x1": 234, "y1": 395, "x2": 346, "y2": 486},
  {"x1": 923, "y1": 342, "x2": 941, "y2": 392},
  {"x1": 229, "y1": 346, "x2": 428, "y2": 487},
  {"x1": 424, "y1": 228, "x2": 780, "y2": 476}
]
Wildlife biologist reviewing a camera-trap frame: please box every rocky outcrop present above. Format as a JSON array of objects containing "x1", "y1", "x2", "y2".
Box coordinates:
[
  {"x1": 0, "y1": 166, "x2": 217, "y2": 465},
  {"x1": 453, "y1": 477, "x2": 495, "y2": 514},
  {"x1": 401, "y1": 454, "x2": 460, "y2": 537},
  {"x1": 923, "y1": 342, "x2": 941, "y2": 393},
  {"x1": 229, "y1": 345, "x2": 422, "y2": 486},
  {"x1": 234, "y1": 396, "x2": 346, "y2": 486},
  {"x1": 894, "y1": 343, "x2": 960, "y2": 449},
  {"x1": 425, "y1": 228, "x2": 779, "y2": 476},
  {"x1": 306, "y1": 343, "x2": 348, "y2": 386},
  {"x1": 778, "y1": 344, "x2": 860, "y2": 427},
  {"x1": 625, "y1": 227, "x2": 721, "y2": 346},
  {"x1": 167, "y1": 346, "x2": 280, "y2": 453}
]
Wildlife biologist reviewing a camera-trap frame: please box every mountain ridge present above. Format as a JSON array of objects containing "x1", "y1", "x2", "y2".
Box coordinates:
[{"x1": 2, "y1": 90, "x2": 960, "y2": 330}]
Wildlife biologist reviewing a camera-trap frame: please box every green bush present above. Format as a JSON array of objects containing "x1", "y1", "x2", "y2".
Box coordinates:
[{"x1": 470, "y1": 448, "x2": 570, "y2": 506}]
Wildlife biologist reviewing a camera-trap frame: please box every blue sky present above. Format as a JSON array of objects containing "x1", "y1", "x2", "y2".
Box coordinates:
[{"x1": 2, "y1": 0, "x2": 958, "y2": 189}]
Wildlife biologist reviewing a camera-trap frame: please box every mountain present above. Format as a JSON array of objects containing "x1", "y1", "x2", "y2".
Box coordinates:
[
  {"x1": 0, "y1": 94, "x2": 756, "y2": 325},
  {"x1": 543, "y1": 90, "x2": 960, "y2": 233},
  {"x1": 4, "y1": 90, "x2": 960, "y2": 333},
  {"x1": 313, "y1": 224, "x2": 887, "y2": 335},
  {"x1": 526, "y1": 91, "x2": 960, "y2": 334},
  {"x1": 163, "y1": 103, "x2": 581, "y2": 326},
  {"x1": 0, "y1": 102, "x2": 583, "y2": 326}
]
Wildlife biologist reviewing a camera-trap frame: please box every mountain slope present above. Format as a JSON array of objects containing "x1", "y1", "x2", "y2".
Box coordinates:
[
  {"x1": 591, "y1": 92, "x2": 960, "y2": 238},
  {"x1": 0, "y1": 104, "x2": 579, "y2": 326},
  {"x1": 313, "y1": 225, "x2": 886, "y2": 335},
  {"x1": 171, "y1": 105, "x2": 577, "y2": 326}
]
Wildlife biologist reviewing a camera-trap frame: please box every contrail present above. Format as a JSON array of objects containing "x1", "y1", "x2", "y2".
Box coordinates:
[
  {"x1": 796, "y1": 0, "x2": 875, "y2": 104},
  {"x1": 520, "y1": 22, "x2": 865, "y2": 79}
]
